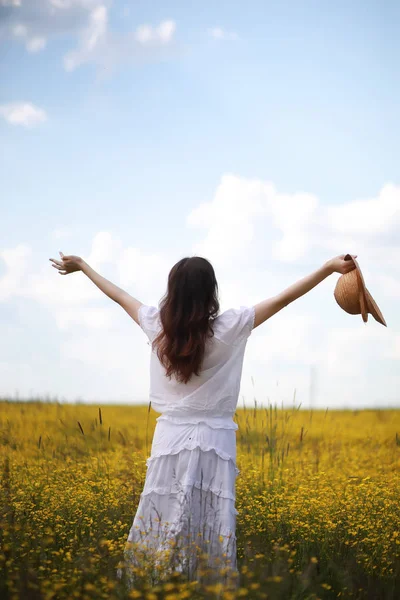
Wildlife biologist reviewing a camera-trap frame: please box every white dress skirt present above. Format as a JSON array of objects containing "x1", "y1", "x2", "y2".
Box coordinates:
[{"x1": 118, "y1": 414, "x2": 240, "y2": 588}]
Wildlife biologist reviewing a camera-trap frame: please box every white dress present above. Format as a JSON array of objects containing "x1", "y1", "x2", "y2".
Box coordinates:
[{"x1": 119, "y1": 304, "x2": 255, "y2": 586}]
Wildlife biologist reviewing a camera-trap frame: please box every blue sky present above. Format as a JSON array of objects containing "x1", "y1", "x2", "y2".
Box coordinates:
[{"x1": 1, "y1": 0, "x2": 399, "y2": 408}]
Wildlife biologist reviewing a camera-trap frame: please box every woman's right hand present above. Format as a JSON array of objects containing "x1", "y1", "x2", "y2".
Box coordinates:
[
  {"x1": 49, "y1": 251, "x2": 83, "y2": 275},
  {"x1": 326, "y1": 254, "x2": 358, "y2": 275}
]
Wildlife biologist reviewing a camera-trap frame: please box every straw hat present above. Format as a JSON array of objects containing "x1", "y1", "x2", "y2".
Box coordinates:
[{"x1": 334, "y1": 254, "x2": 387, "y2": 326}]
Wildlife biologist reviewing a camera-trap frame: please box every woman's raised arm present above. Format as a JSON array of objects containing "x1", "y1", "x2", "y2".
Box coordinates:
[
  {"x1": 252, "y1": 254, "x2": 357, "y2": 329},
  {"x1": 49, "y1": 251, "x2": 143, "y2": 325}
]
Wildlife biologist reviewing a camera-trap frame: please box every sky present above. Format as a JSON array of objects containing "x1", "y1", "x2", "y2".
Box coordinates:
[{"x1": 0, "y1": 0, "x2": 399, "y2": 409}]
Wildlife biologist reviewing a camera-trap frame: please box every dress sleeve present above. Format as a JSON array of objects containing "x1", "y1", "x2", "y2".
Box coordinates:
[
  {"x1": 138, "y1": 304, "x2": 160, "y2": 342},
  {"x1": 217, "y1": 305, "x2": 255, "y2": 345}
]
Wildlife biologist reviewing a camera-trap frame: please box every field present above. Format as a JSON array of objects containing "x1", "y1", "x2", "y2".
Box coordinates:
[{"x1": 0, "y1": 400, "x2": 399, "y2": 600}]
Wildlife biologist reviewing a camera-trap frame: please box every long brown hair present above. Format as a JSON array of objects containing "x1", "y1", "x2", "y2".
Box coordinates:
[{"x1": 153, "y1": 256, "x2": 220, "y2": 384}]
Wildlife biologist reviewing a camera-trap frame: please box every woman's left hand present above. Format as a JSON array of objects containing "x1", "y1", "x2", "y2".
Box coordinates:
[{"x1": 49, "y1": 251, "x2": 83, "y2": 275}]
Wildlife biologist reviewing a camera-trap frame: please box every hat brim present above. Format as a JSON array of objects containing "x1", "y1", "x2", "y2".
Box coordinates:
[
  {"x1": 344, "y1": 254, "x2": 387, "y2": 327},
  {"x1": 365, "y1": 289, "x2": 387, "y2": 327}
]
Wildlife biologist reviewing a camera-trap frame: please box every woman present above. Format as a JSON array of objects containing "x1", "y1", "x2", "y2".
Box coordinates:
[{"x1": 50, "y1": 251, "x2": 356, "y2": 586}]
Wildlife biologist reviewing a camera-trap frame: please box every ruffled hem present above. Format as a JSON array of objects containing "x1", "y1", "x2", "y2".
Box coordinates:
[
  {"x1": 141, "y1": 480, "x2": 238, "y2": 502},
  {"x1": 144, "y1": 447, "x2": 240, "y2": 499},
  {"x1": 146, "y1": 444, "x2": 240, "y2": 476},
  {"x1": 128, "y1": 488, "x2": 238, "y2": 540}
]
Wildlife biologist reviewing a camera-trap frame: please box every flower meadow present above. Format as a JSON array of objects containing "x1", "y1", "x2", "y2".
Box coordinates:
[{"x1": 0, "y1": 399, "x2": 399, "y2": 600}]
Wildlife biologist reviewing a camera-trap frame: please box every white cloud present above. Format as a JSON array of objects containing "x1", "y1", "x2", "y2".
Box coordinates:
[
  {"x1": 186, "y1": 174, "x2": 321, "y2": 266},
  {"x1": 324, "y1": 326, "x2": 384, "y2": 377},
  {"x1": 325, "y1": 183, "x2": 400, "y2": 235},
  {"x1": 1, "y1": 1, "x2": 177, "y2": 71},
  {"x1": 135, "y1": 24, "x2": 152, "y2": 44},
  {"x1": 86, "y1": 4, "x2": 107, "y2": 50},
  {"x1": 187, "y1": 174, "x2": 400, "y2": 272},
  {"x1": 64, "y1": 6, "x2": 175, "y2": 71},
  {"x1": 12, "y1": 24, "x2": 27, "y2": 37},
  {"x1": 117, "y1": 247, "x2": 170, "y2": 298},
  {"x1": 11, "y1": 20, "x2": 47, "y2": 52},
  {"x1": 156, "y1": 20, "x2": 176, "y2": 43},
  {"x1": 136, "y1": 20, "x2": 175, "y2": 45},
  {"x1": 28, "y1": 263, "x2": 100, "y2": 307},
  {"x1": 26, "y1": 36, "x2": 47, "y2": 52},
  {"x1": 247, "y1": 313, "x2": 319, "y2": 365},
  {"x1": 87, "y1": 231, "x2": 122, "y2": 268},
  {"x1": 56, "y1": 307, "x2": 114, "y2": 330},
  {"x1": 0, "y1": 245, "x2": 31, "y2": 301},
  {"x1": 187, "y1": 174, "x2": 272, "y2": 267},
  {"x1": 64, "y1": 8, "x2": 177, "y2": 72},
  {"x1": 0, "y1": 102, "x2": 47, "y2": 127},
  {"x1": 63, "y1": 4, "x2": 108, "y2": 71},
  {"x1": 208, "y1": 27, "x2": 238, "y2": 41},
  {"x1": 268, "y1": 191, "x2": 319, "y2": 261},
  {"x1": 2, "y1": 0, "x2": 105, "y2": 51}
]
